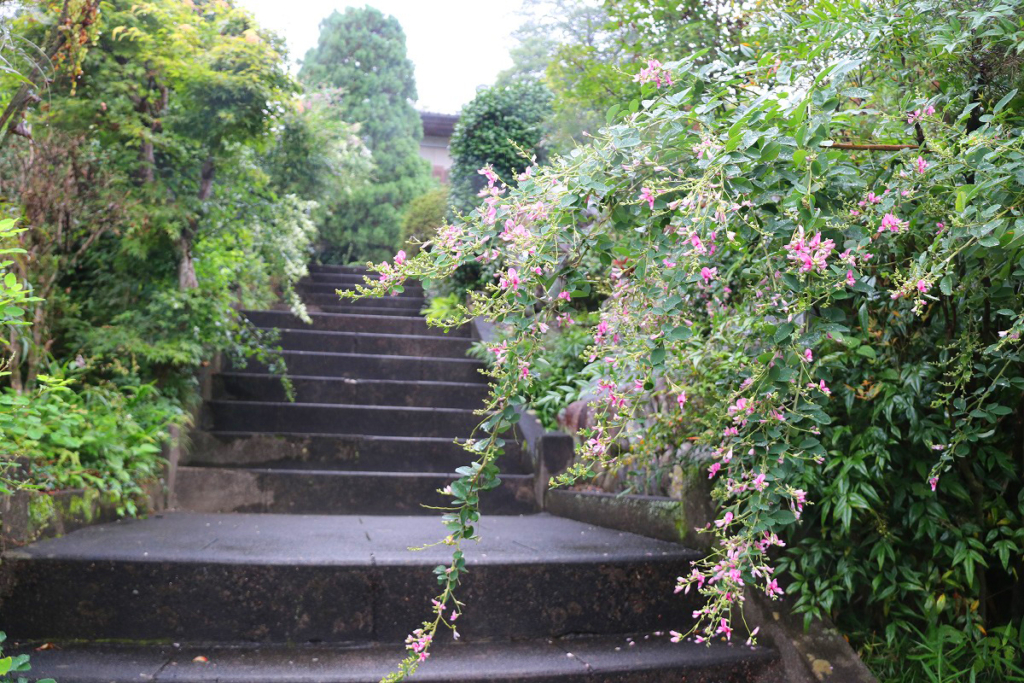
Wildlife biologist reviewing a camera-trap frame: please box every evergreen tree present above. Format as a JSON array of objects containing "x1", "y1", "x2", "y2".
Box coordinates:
[{"x1": 299, "y1": 7, "x2": 433, "y2": 263}]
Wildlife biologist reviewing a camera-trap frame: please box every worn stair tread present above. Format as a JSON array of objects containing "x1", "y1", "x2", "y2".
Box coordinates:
[
  {"x1": 242, "y1": 310, "x2": 473, "y2": 337},
  {"x1": 172, "y1": 467, "x2": 537, "y2": 515},
  {"x1": 185, "y1": 431, "x2": 525, "y2": 473},
  {"x1": 272, "y1": 329, "x2": 474, "y2": 359},
  {"x1": 12, "y1": 636, "x2": 780, "y2": 682},
  {"x1": 213, "y1": 374, "x2": 490, "y2": 408},
  {"x1": 7, "y1": 512, "x2": 696, "y2": 566}
]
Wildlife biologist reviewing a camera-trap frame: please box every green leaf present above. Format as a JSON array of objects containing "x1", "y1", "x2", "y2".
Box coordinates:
[
  {"x1": 775, "y1": 322, "x2": 796, "y2": 343},
  {"x1": 993, "y1": 88, "x2": 1018, "y2": 114}
]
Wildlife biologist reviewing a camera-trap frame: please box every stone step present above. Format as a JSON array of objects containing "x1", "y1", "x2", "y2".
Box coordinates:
[
  {"x1": 298, "y1": 280, "x2": 425, "y2": 297},
  {"x1": 243, "y1": 310, "x2": 472, "y2": 337},
  {"x1": 213, "y1": 374, "x2": 489, "y2": 409},
  {"x1": 184, "y1": 431, "x2": 526, "y2": 473},
  {"x1": 299, "y1": 304, "x2": 423, "y2": 317},
  {"x1": 300, "y1": 292, "x2": 425, "y2": 310},
  {"x1": 309, "y1": 264, "x2": 370, "y2": 275},
  {"x1": 10, "y1": 636, "x2": 782, "y2": 682},
  {"x1": 0, "y1": 513, "x2": 702, "y2": 643},
  {"x1": 240, "y1": 350, "x2": 486, "y2": 383},
  {"x1": 173, "y1": 467, "x2": 536, "y2": 515},
  {"x1": 303, "y1": 270, "x2": 418, "y2": 286},
  {"x1": 203, "y1": 401, "x2": 482, "y2": 438},
  {"x1": 274, "y1": 328, "x2": 474, "y2": 359}
]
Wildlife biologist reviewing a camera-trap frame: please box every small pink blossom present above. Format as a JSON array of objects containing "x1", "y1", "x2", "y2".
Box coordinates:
[
  {"x1": 677, "y1": 392, "x2": 687, "y2": 409},
  {"x1": 700, "y1": 266, "x2": 718, "y2": 284},
  {"x1": 639, "y1": 187, "x2": 657, "y2": 210},
  {"x1": 500, "y1": 268, "x2": 521, "y2": 290},
  {"x1": 917, "y1": 279, "x2": 930, "y2": 293},
  {"x1": 879, "y1": 213, "x2": 906, "y2": 233},
  {"x1": 802, "y1": 348, "x2": 814, "y2": 363},
  {"x1": 752, "y1": 473, "x2": 767, "y2": 491},
  {"x1": 929, "y1": 476, "x2": 939, "y2": 491},
  {"x1": 708, "y1": 462, "x2": 722, "y2": 479},
  {"x1": 715, "y1": 511, "x2": 734, "y2": 528},
  {"x1": 717, "y1": 619, "x2": 733, "y2": 641},
  {"x1": 766, "y1": 579, "x2": 784, "y2": 596},
  {"x1": 557, "y1": 291, "x2": 571, "y2": 302},
  {"x1": 846, "y1": 270, "x2": 856, "y2": 287},
  {"x1": 394, "y1": 250, "x2": 406, "y2": 266},
  {"x1": 915, "y1": 156, "x2": 928, "y2": 174},
  {"x1": 634, "y1": 58, "x2": 673, "y2": 88}
]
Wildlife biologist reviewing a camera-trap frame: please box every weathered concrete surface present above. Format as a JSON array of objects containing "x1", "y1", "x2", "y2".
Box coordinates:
[
  {"x1": 202, "y1": 401, "x2": 483, "y2": 437},
  {"x1": 184, "y1": 431, "x2": 525, "y2": 473},
  {"x1": 242, "y1": 310, "x2": 472, "y2": 337},
  {"x1": 11, "y1": 635, "x2": 782, "y2": 683},
  {"x1": 238, "y1": 350, "x2": 486, "y2": 382},
  {"x1": 173, "y1": 467, "x2": 537, "y2": 515},
  {"x1": 213, "y1": 373, "x2": 489, "y2": 408},
  {"x1": 1, "y1": 513, "x2": 701, "y2": 643}
]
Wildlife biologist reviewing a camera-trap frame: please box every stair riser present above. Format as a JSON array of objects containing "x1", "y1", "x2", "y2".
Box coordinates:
[
  {"x1": 298, "y1": 281, "x2": 425, "y2": 297},
  {"x1": 241, "y1": 354, "x2": 486, "y2": 383},
  {"x1": 213, "y1": 375, "x2": 488, "y2": 408},
  {"x1": 184, "y1": 432, "x2": 525, "y2": 473},
  {"x1": 301, "y1": 293, "x2": 424, "y2": 310},
  {"x1": 173, "y1": 468, "x2": 536, "y2": 515},
  {"x1": 1, "y1": 558, "x2": 697, "y2": 643},
  {"x1": 276, "y1": 330, "x2": 473, "y2": 359},
  {"x1": 244, "y1": 310, "x2": 473, "y2": 337},
  {"x1": 205, "y1": 403, "x2": 481, "y2": 438}
]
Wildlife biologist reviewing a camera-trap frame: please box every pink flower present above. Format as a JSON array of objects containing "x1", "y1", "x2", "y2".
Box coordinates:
[
  {"x1": 557, "y1": 291, "x2": 571, "y2": 302},
  {"x1": 784, "y1": 227, "x2": 835, "y2": 273},
  {"x1": 907, "y1": 109, "x2": 922, "y2": 125},
  {"x1": 478, "y1": 166, "x2": 499, "y2": 186},
  {"x1": 500, "y1": 268, "x2": 521, "y2": 290},
  {"x1": 520, "y1": 363, "x2": 530, "y2": 379},
  {"x1": 929, "y1": 476, "x2": 939, "y2": 491},
  {"x1": 916, "y1": 279, "x2": 930, "y2": 293},
  {"x1": 766, "y1": 579, "x2": 784, "y2": 596},
  {"x1": 394, "y1": 250, "x2": 407, "y2": 266},
  {"x1": 634, "y1": 58, "x2": 673, "y2": 88},
  {"x1": 700, "y1": 266, "x2": 718, "y2": 284},
  {"x1": 670, "y1": 630, "x2": 683, "y2": 643},
  {"x1": 662, "y1": 258, "x2": 676, "y2": 268},
  {"x1": 708, "y1": 462, "x2": 721, "y2": 479},
  {"x1": 639, "y1": 187, "x2": 656, "y2": 210},
  {"x1": 717, "y1": 619, "x2": 733, "y2": 641},
  {"x1": 879, "y1": 213, "x2": 906, "y2": 233},
  {"x1": 802, "y1": 348, "x2": 814, "y2": 363},
  {"x1": 752, "y1": 473, "x2": 767, "y2": 491},
  {"x1": 677, "y1": 392, "x2": 687, "y2": 409},
  {"x1": 846, "y1": 270, "x2": 856, "y2": 287},
  {"x1": 715, "y1": 511, "x2": 734, "y2": 528},
  {"x1": 915, "y1": 156, "x2": 928, "y2": 174},
  {"x1": 925, "y1": 104, "x2": 936, "y2": 116}
]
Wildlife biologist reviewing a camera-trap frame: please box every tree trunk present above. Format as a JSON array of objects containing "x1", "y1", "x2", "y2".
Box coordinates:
[{"x1": 178, "y1": 157, "x2": 216, "y2": 291}]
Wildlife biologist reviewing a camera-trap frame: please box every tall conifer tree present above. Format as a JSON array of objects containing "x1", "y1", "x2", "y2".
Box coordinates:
[{"x1": 300, "y1": 7, "x2": 432, "y2": 263}]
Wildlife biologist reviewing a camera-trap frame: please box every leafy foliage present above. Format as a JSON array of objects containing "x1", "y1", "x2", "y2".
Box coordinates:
[
  {"x1": 448, "y1": 81, "x2": 553, "y2": 216},
  {"x1": 401, "y1": 187, "x2": 448, "y2": 255},
  {"x1": 353, "y1": 0, "x2": 1024, "y2": 679},
  {"x1": 299, "y1": 7, "x2": 433, "y2": 263}
]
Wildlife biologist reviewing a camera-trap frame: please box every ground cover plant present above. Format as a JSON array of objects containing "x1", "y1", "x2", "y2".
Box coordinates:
[{"x1": 353, "y1": 1, "x2": 1024, "y2": 680}]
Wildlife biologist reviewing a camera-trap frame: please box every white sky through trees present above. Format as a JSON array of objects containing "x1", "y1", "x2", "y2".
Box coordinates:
[{"x1": 238, "y1": 0, "x2": 525, "y2": 114}]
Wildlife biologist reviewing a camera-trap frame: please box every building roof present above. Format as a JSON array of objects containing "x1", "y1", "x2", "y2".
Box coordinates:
[{"x1": 420, "y1": 111, "x2": 459, "y2": 137}]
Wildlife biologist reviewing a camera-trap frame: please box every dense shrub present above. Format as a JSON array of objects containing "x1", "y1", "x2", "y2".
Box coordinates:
[
  {"x1": 358, "y1": 1, "x2": 1024, "y2": 680},
  {"x1": 448, "y1": 81, "x2": 553, "y2": 216},
  {"x1": 401, "y1": 187, "x2": 449, "y2": 255}
]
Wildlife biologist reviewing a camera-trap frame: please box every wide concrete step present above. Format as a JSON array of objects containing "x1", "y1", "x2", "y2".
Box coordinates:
[
  {"x1": 11, "y1": 636, "x2": 782, "y2": 682},
  {"x1": 240, "y1": 350, "x2": 486, "y2": 382},
  {"x1": 303, "y1": 270, "x2": 420, "y2": 287},
  {"x1": 243, "y1": 310, "x2": 473, "y2": 337},
  {"x1": 173, "y1": 467, "x2": 536, "y2": 515},
  {"x1": 298, "y1": 280, "x2": 425, "y2": 297},
  {"x1": 184, "y1": 431, "x2": 526, "y2": 473},
  {"x1": 275, "y1": 328, "x2": 474, "y2": 359},
  {"x1": 213, "y1": 374, "x2": 489, "y2": 409},
  {"x1": 309, "y1": 264, "x2": 371, "y2": 275},
  {"x1": 301, "y1": 292, "x2": 424, "y2": 310},
  {"x1": 1, "y1": 513, "x2": 703, "y2": 643},
  {"x1": 203, "y1": 401, "x2": 482, "y2": 437},
  {"x1": 295, "y1": 303, "x2": 424, "y2": 317}
]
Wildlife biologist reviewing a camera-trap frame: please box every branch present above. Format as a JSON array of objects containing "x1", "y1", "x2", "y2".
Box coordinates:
[{"x1": 830, "y1": 142, "x2": 920, "y2": 151}]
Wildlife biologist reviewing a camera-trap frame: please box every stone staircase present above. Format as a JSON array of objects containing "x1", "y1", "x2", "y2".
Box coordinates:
[{"x1": 0, "y1": 264, "x2": 782, "y2": 682}]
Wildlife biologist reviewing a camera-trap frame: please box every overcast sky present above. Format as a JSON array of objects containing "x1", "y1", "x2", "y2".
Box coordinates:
[{"x1": 238, "y1": 0, "x2": 525, "y2": 114}]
